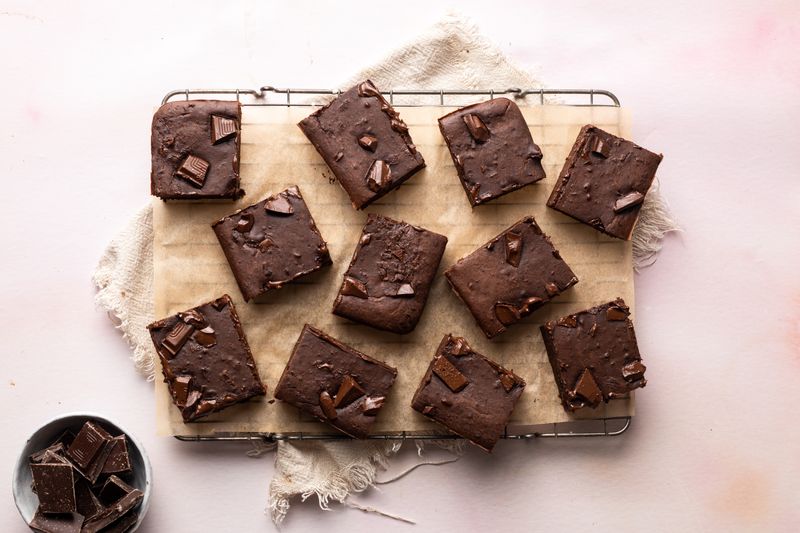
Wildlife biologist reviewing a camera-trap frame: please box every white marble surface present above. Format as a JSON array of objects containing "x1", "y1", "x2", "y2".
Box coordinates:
[{"x1": 1, "y1": 1, "x2": 798, "y2": 531}]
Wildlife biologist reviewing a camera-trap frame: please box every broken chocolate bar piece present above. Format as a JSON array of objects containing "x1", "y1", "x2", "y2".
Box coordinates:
[
  {"x1": 274, "y1": 325, "x2": 397, "y2": 438},
  {"x1": 147, "y1": 294, "x2": 266, "y2": 422},
  {"x1": 212, "y1": 186, "x2": 332, "y2": 302},
  {"x1": 81, "y1": 486, "x2": 143, "y2": 533},
  {"x1": 298, "y1": 79, "x2": 425, "y2": 209},
  {"x1": 151, "y1": 99, "x2": 243, "y2": 200},
  {"x1": 333, "y1": 214, "x2": 447, "y2": 334},
  {"x1": 98, "y1": 475, "x2": 135, "y2": 506},
  {"x1": 411, "y1": 334, "x2": 526, "y2": 452},
  {"x1": 546, "y1": 125, "x2": 663, "y2": 240},
  {"x1": 66, "y1": 422, "x2": 110, "y2": 470},
  {"x1": 30, "y1": 463, "x2": 76, "y2": 514},
  {"x1": 28, "y1": 510, "x2": 83, "y2": 533},
  {"x1": 74, "y1": 479, "x2": 104, "y2": 521},
  {"x1": 445, "y1": 216, "x2": 578, "y2": 338},
  {"x1": 438, "y1": 98, "x2": 545, "y2": 206},
  {"x1": 540, "y1": 298, "x2": 647, "y2": 412}
]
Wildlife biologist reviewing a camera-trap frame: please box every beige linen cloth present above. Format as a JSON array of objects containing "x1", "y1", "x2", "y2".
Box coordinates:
[{"x1": 93, "y1": 13, "x2": 678, "y2": 525}]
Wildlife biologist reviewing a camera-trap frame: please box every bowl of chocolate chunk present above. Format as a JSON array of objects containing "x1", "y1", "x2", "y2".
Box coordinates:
[{"x1": 13, "y1": 412, "x2": 152, "y2": 532}]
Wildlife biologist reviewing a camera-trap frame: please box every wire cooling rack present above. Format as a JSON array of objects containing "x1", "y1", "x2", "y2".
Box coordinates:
[{"x1": 163, "y1": 85, "x2": 631, "y2": 443}]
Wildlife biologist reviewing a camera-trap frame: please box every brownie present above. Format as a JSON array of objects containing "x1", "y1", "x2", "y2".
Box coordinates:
[
  {"x1": 411, "y1": 334, "x2": 526, "y2": 452},
  {"x1": 546, "y1": 124, "x2": 663, "y2": 240},
  {"x1": 147, "y1": 295, "x2": 266, "y2": 422},
  {"x1": 445, "y1": 216, "x2": 578, "y2": 338},
  {"x1": 332, "y1": 214, "x2": 447, "y2": 334},
  {"x1": 540, "y1": 298, "x2": 647, "y2": 412},
  {"x1": 151, "y1": 99, "x2": 243, "y2": 200},
  {"x1": 438, "y1": 98, "x2": 545, "y2": 206},
  {"x1": 298, "y1": 80, "x2": 425, "y2": 209},
  {"x1": 274, "y1": 325, "x2": 397, "y2": 438},
  {"x1": 212, "y1": 185, "x2": 332, "y2": 302}
]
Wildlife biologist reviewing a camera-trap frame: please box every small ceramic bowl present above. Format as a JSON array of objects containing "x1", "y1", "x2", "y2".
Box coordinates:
[{"x1": 12, "y1": 412, "x2": 152, "y2": 531}]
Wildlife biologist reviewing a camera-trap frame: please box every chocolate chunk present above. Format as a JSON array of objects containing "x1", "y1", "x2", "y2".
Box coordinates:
[
  {"x1": 274, "y1": 325, "x2": 397, "y2": 438},
  {"x1": 622, "y1": 360, "x2": 647, "y2": 382},
  {"x1": 211, "y1": 114, "x2": 238, "y2": 144},
  {"x1": 341, "y1": 276, "x2": 368, "y2": 299},
  {"x1": 98, "y1": 475, "x2": 134, "y2": 506},
  {"x1": 81, "y1": 486, "x2": 143, "y2": 533},
  {"x1": 504, "y1": 231, "x2": 522, "y2": 267},
  {"x1": 545, "y1": 282, "x2": 559, "y2": 296},
  {"x1": 147, "y1": 294, "x2": 266, "y2": 422},
  {"x1": 357, "y1": 80, "x2": 382, "y2": 98},
  {"x1": 29, "y1": 510, "x2": 84, "y2": 533},
  {"x1": 151, "y1": 100, "x2": 242, "y2": 200},
  {"x1": 494, "y1": 303, "x2": 520, "y2": 326},
  {"x1": 257, "y1": 238, "x2": 275, "y2": 253},
  {"x1": 588, "y1": 135, "x2": 610, "y2": 158},
  {"x1": 264, "y1": 194, "x2": 294, "y2": 215},
  {"x1": 360, "y1": 233, "x2": 371, "y2": 245},
  {"x1": 172, "y1": 375, "x2": 192, "y2": 406},
  {"x1": 432, "y1": 355, "x2": 469, "y2": 393},
  {"x1": 361, "y1": 396, "x2": 385, "y2": 416},
  {"x1": 366, "y1": 159, "x2": 391, "y2": 192},
  {"x1": 174, "y1": 154, "x2": 210, "y2": 188},
  {"x1": 613, "y1": 191, "x2": 645, "y2": 213},
  {"x1": 319, "y1": 391, "x2": 337, "y2": 420},
  {"x1": 463, "y1": 113, "x2": 490, "y2": 142},
  {"x1": 558, "y1": 315, "x2": 578, "y2": 328},
  {"x1": 161, "y1": 321, "x2": 194, "y2": 358},
  {"x1": 67, "y1": 422, "x2": 111, "y2": 470},
  {"x1": 193, "y1": 326, "x2": 217, "y2": 347},
  {"x1": 547, "y1": 125, "x2": 662, "y2": 240},
  {"x1": 235, "y1": 214, "x2": 254, "y2": 233},
  {"x1": 499, "y1": 373, "x2": 517, "y2": 393},
  {"x1": 358, "y1": 134, "x2": 378, "y2": 152},
  {"x1": 521, "y1": 296, "x2": 543, "y2": 314},
  {"x1": 102, "y1": 436, "x2": 132, "y2": 475},
  {"x1": 573, "y1": 368, "x2": 602, "y2": 407},
  {"x1": 394, "y1": 283, "x2": 415, "y2": 297},
  {"x1": 179, "y1": 309, "x2": 207, "y2": 328},
  {"x1": 30, "y1": 463, "x2": 76, "y2": 514},
  {"x1": 606, "y1": 305, "x2": 629, "y2": 321},
  {"x1": 74, "y1": 479, "x2": 104, "y2": 520},
  {"x1": 333, "y1": 375, "x2": 366, "y2": 408},
  {"x1": 412, "y1": 334, "x2": 526, "y2": 452}
]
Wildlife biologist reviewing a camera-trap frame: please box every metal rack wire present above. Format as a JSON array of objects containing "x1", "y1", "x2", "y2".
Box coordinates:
[{"x1": 164, "y1": 85, "x2": 630, "y2": 443}]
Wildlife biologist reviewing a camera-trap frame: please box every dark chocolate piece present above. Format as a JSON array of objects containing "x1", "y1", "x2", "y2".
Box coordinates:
[
  {"x1": 98, "y1": 475, "x2": 135, "y2": 506},
  {"x1": 147, "y1": 294, "x2": 266, "y2": 422},
  {"x1": 81, "y1": 486, "x2": 143, "y2": 533},
  {"x1": 29, "y1": 510, "x2": 83, "y2": 533},
  {"x1": 212, "y1": 186, "x2": 332, "y2": 302},
  {"x1": 99, "y1": 510, "x2": 139, "y2": 533},
  {"x1": 438, "y1": 98, "x2": 545, "y2": 206},
  {"x1": 546, "y1": 125, "x2": 663, "y2": 240},
  {"x1": 74, "y1": 479, "x2": 104, "y2": 521},
  {"x1": 540, "y1": 298, "x2": 647, "y2": 412},
  {"x1": 151, "y1": 99, "x2": 242, "y2": 200},
  {"x1": 333, "y1": 214, "x2": 447, "y2": 334},
  {"x1": 298, "y1": 80, "x2": 425, "y2": 209},
  {"x1": 66, "y1": 422, "x2": 110, "y2": 470},
  {"x1": 274, "y1": 325, "x2": 397, "y2": 438},
  {"x1": 445, "y1": 216, "x2": 578, "y2": 338},
  {"x1": 411, "y1": 334, "x2": 526, "y2": 452},
  {"x1": 30, "y1": 463, "x2": 76, "y2": 514}
]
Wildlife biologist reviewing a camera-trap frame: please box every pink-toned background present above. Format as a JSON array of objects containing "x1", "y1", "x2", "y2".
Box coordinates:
[{"x1": 1, "y1": 1, "x2": 798, "y2": 531}]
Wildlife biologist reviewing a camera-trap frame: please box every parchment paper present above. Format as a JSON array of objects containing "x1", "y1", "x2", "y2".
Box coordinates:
[{"x1": 154, "y1": 103, "x2": 635, "y2": 437}]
